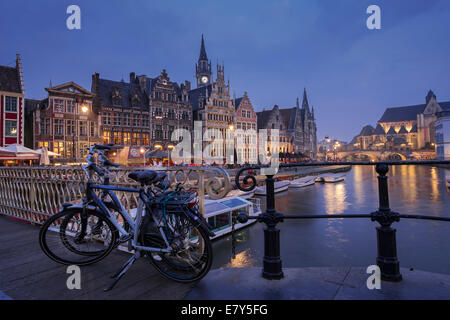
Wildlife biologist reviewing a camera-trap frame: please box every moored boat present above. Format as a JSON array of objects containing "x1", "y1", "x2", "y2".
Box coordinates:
[
  {"x1": 204, "y1": 197, "x2": 261, "y2": 239},
  {"x1": 206, "y1": 188, "x2": 255, "y2": 200},
  {"x1": 289, "y1": 176, "x2": 316, "y2": 188},
  {"x1": 255, "y1": 180, "x2": 290, "y2": 196},
  {"x1": 323, "y1": 173, "x2": 346, "y2": 183},
  {"x1": 315, "y1": 173, "x2": 345, "y2": 183}
]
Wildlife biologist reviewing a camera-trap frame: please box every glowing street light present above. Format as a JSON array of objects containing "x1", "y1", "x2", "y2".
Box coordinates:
[
  {"x1": 168, "y1": 145, "x2": 174, "y2": 166},
  {"x1": 140, "y1": 147, "x2": 147, "y2": 166}
]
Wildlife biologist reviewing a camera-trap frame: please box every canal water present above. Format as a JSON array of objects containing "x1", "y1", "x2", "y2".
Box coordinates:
[{"x1": 212, "y1": 165, "x2": 450, "y2": 275}]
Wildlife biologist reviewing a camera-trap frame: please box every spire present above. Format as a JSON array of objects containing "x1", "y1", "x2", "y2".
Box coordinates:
[
  {"x1": 296, "y1": 97, "x2": 300, "y2": 109},
  {"x1": 199, "y1": 34, "x2": 208, "y2": 61},
  {"x1": 302, "y1": 87, "x2": 310, "y2": 112},
  {"x1": 426, "y1": 89, "x2": 436, "y2": 104}
]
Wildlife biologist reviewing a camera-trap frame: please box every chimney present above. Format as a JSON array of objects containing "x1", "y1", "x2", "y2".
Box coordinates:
[
  {"x1": 185, "y1": 80, "x2": 191, "y2": 91},
  {"x1": 16, "y1": 54, "x2": 25, "y2": 95},
  {"x1": 137, "y1": 75, "x2": 147, "y2": 91},
  {"x1": 130, "y1": 72, "x2": 136, "y2": 84},
  {"x1": 91, "y1": 73, "x2": 100, "y2": 93}
]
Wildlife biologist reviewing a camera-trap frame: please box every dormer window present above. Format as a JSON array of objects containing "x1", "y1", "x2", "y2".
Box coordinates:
[
  {"x1": 111, "y1": 88, "x2": 122, "y2": 106},
  {"x1": 131, "y1": 90, "x2": 140, "y2": 106}
]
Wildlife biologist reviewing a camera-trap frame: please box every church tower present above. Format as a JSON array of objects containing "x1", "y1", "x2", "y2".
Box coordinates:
[
  {"x1": 302, "y1": 87, "x2": 310, "y2": 114},
  {"x1": 195, "y1": 34, "x2": 212, "y2": 88}
]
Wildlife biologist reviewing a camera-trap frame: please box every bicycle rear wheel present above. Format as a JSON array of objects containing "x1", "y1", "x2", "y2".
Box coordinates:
[
  {"x1": 142, "y1": 212, "x2": 213, "y2": 283},
  {"x1": 39, "y1": 207, "x2": 118, "y2": 266}
]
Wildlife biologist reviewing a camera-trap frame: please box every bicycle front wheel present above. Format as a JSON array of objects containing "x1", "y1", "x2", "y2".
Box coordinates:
[
  {"x1": 142, "y1": 212, "x2": 213, "y2": 283},
  {"x1": 39, "y1": 207, "x2": 118, "y2": 266}
]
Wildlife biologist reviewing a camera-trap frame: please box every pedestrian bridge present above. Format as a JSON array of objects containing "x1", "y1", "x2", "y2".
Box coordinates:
[{"x1": 335, "y1": 151, "x2": 410, "y2": 161}]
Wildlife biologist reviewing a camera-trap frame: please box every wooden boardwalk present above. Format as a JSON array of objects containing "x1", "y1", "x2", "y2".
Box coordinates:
[{"x1": 0, "y1": 215, "x2": 195, "y2": 300}]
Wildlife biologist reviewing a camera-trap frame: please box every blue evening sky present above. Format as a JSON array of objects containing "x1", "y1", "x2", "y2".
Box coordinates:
[{"x1": 1, "y1": 0, "x2": 449, "y2": 141}]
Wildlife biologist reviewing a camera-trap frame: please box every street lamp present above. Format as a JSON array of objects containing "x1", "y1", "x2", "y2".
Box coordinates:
[
  {"x1": 168, "y1": 145, "x2": 174, "y2": 166},
  {"x1": 140, "y1": 147, "x2": 146, "y2": 167},
  {"x1": 81, "y1": 104, "x2": 89, "y2": 154},
  {"x1": 72, "y1": 132, "x2": 76, "y2": 163}
]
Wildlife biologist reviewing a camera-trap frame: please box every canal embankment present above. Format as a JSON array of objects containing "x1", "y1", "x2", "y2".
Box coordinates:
[
  {"x1": 186, "y1": 267, "x2": 450, "y2": 300},
  {"x1": 227, "y1": 164, "x2": 352, "y2": 186}
]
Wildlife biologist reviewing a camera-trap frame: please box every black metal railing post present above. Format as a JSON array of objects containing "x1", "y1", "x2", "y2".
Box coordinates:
[
  {"x1": 371, "y1": 164, "x2": 402, "y2": 282},
  {"x1": 261, "y1": 175, "x2": 284, "y2": 279}
]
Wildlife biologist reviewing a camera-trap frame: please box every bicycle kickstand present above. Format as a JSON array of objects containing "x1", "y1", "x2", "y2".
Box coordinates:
[{"x1": 104, "y1": 252, "x2": 139, "y2": 292}]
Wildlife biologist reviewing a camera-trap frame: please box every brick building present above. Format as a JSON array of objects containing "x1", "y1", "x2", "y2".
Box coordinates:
[
  {"x1": 256, "y1": 89, "x2": 318, "y2": 160},
  {"x1": 28, "y1": 82, "x2": 101, "y2": 162},
  {"x1": 234, "y1": 92, "x2": 258, "y2": 164},
  {"x1": 257, "y1": 105, "x2": 294, "y2": 159},
  {"x1": 92, "y1": 69, "x2": 192, "y2": 153},
  {"x1": 0, "y1": 54, "x2": 25, "y2": 147},
  {"x1": 189, "y1": 35, "x2": 235, "y2": 163}
]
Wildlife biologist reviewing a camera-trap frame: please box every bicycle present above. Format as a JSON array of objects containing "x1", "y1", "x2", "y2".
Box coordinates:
[{"x1": 39, "y1": 143, "x2": 214, "y2": 289}]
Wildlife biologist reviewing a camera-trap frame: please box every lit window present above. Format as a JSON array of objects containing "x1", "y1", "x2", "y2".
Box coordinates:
[
  {"x1": 5, "y1": 120, "x2": 17, "y2": 137},
  {"x1": 54, "y1": 99, "x2": 64, "y2": 113}
]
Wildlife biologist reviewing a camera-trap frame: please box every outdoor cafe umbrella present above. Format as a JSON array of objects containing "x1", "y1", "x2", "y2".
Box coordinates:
[
  {"x1": 145, "y1": 149, "x2": 168, "y2": 159},
  {"x1": 0, "y1": 144, "x2": 40, "y2": 163},
  {"x1": 0, "y1": 144, "x2": 40, "y2": 156},
  {"x1": 35, "y1": 147, "x2": 62, "y2": 157}
]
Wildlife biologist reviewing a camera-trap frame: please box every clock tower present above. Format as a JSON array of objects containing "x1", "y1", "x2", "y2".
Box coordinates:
[{"x1": 195, "y1": 34, "x2": 212, "y2": 88}]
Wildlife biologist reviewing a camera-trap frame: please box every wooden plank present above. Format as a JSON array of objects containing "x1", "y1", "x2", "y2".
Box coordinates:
[{"x1": 0, "y1": 215, "x2": 195, "y2": 300}]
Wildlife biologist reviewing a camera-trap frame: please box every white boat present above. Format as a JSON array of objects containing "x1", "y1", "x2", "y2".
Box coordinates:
[
  {"x1": 289, "y1": 176, "x2": 316, "y2": 188},
  {"x1": 255, "y1": 180, "x2": 290, "y2": 196},
  {"x1": 204, "y1": 197, "x2": 261, "y2": 239},
  {"x1": 205, "y1": 188, "x2": 255, "y2": 200},
  {"x1": 226, "y1": 189, "x2": 255, "y2": 199},
  {"x1": 315, "y1": 173, "x2": 346, "y2": 183}
]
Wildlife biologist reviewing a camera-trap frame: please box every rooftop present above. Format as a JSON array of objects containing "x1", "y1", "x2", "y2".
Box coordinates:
[{"x1": 0, "y1": 65, "x2": 21, "y2": 93}]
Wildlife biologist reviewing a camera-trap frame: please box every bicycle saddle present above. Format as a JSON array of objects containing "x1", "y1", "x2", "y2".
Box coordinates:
[
  {"x1": 153, "y1": 172, "x2": 167, "y2": 184},
  {"x1": 128, "y1": 170, "x2": 158, "y2": 185}
]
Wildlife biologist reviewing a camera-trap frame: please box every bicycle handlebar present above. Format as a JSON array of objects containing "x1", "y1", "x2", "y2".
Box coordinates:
[{"x1": 84, "y1": 144, "x2": 119, "y2": 179}]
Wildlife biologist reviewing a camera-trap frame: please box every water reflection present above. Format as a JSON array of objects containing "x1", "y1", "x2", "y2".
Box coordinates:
[
  {"x1": 323, "y1": 182, "x2": 348, "y2": 215},
  {"x1": 430, "y1": 167, "x2": 440, "y2": 204},
  {"x1": 223, "y1": 248, "x2": 257, "y2": 268},
  {"x1": 212, "y1": 166, "x2": 450, "y2": 275}
]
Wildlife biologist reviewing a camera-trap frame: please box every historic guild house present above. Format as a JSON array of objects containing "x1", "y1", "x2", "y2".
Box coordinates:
[
  {"x1": 92, "y1": 69, "x2": 192, "y2": 155},
  {"x1": 0, "y1": 55, "x2": 25, "y2": 147},
  {"x1": 13, "y1": 34, "x2": 318, "y2": 163}
]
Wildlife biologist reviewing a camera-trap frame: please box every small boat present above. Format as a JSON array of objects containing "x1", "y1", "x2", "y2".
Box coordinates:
[
  {"x1": 315, "y1": 173, "x2": 346, "y2": 183},
  {"x1": 289, "y1": 176, "x2": 316, "y2": 189},
  {"x1": 204, "y1": 197, "x2": 261, "y2": 239},
  {"x1": 255, "y1": 180, "x2": 290, "y2": 196},
  {"x1": 226, "y1": 189, "x2": 255, "y2": 199},
  {"x1": 205, "y1": 188, "x2": 255, "y2": 200}
]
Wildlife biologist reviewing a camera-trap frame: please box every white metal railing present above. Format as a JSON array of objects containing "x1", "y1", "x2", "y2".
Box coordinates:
[{"x1": 0, "y1": 166, "x2": 231, "y2": 225}]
